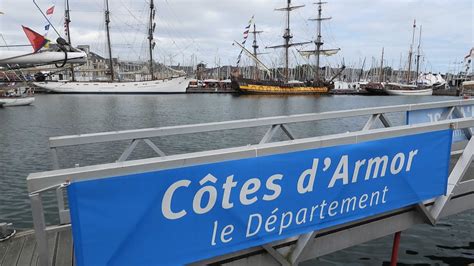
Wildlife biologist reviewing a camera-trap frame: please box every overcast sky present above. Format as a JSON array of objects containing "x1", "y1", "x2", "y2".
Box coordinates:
[{"x1": 1, "y1": 0, "x2": 472, "y2": 73}]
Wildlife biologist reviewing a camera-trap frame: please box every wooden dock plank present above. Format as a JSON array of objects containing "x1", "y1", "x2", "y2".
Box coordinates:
[
  {"x1": 30, "y1": 246, "x2": 39, "y2": 266},
  {"x1": 54, "y1": 230, "x2": 73, "y2": 266},
  {"x1": 30, "y1": 231, "x2": 59, "y2": 266},
  {"x1": 1, "y1": 237, "x2": 25, "y2": 266},
  {"x1": 0, "y1": 240, "x2": 9, "y2": 264},
  {"x1": 46, "y1": 232, "x2": 58, "y2": 266},
  {"x1": 16, "y1": 235, "x2": 37, "y2": 266}
]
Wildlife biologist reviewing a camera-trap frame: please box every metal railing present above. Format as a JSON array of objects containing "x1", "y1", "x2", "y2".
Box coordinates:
[
  {"x1": 27, "y1": 99, "x2": 474, "y2": 266},
  {"x1": 48, "y1": 99, "x2": 474, "y2": 155},
  {"x1": 43, "y1": 99, "x2": 474, "y2": 225}
]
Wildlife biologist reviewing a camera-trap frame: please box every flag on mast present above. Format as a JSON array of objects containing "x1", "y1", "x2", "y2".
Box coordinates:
[
  {"x1": 236, "y1": 15, "x2": 254, "y2": 66},
  {"x1": 46, "y1": 5, "x2": 55, "y2": 15},
  {"x1": 22, "y1": 26, "x2": 49, "y2": 52},
  {"x1": 44, "y1": 4, "x2": 55, "y2": 35}
]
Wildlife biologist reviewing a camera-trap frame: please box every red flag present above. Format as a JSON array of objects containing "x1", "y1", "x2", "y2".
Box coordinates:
[
  {"x1": 46, "y1": 5, "x2": 55, "y2": 15},
  {"x1": 22, "y1": 26, "x2": 48, "y2": 52}
]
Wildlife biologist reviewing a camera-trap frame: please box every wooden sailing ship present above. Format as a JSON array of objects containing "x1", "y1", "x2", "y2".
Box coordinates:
[
  {"x1": 231, "y1": 0, "x2": 342, "y2": 94},
  {"x1": 361, "y1": 48, "x2": 388, "y2": 95}
]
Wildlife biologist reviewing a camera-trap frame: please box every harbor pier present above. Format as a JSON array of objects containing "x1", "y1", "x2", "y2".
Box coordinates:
[{"x1": 2, "y1": 99, "x2": 474, "y2": 265}]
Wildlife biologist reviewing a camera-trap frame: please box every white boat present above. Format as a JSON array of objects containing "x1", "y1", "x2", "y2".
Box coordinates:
[
  {"x1": 0, "y1": 96, "x2": 35, "y2": 107},
  {"x1": 463, "y1": 80, "x2": 474, "y2": 90},
  {"x1": 334, "y1": 80, "x2": 361, "y2": 90},
  {"x1": 384, "y1": 83, "x2": 433, "y2": 96},
  {"x1": 0, "y1": 26, "x2": 86, "y2": 67},
  {"x1": 0, "y1": 50, "x2": 86, "y2": 66},
  {"x1": 0, "y1": 87, "x2": 35, "y2": 107},
  {"x1": 34, "y1": 76, "x2": 189, "y2": 94},
  {"x1": 417, "y1": 73, "x2": 446, "y2": 89}
]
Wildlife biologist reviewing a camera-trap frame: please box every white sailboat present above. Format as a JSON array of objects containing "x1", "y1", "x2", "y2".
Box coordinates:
[
  {"x1": 384, "y1": 21, "x2": 433, "y2": 96},
  {"x1": 34, "y1": 0, "x2": 189, "y2": 94},
  {"x1": 34, "y1": 76, "x2": 189, "y2": 94},
  {"x1": 384, "y1": 83, "x2": 432, "y2": 96}
]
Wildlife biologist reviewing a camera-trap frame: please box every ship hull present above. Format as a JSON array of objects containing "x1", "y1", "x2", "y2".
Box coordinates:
[
  {"x1": 361, "y1": 82, "x2": 387, "y2": 95},
  {"x1": 384, "y1": 89, "x2": 432, "y2": 96},
  {"x1": 34, "y1": 76, "x2": 189, "y2": 94},
  {"x1": 232, "y1": 78, "x2": 332, "y2": 95},
  {"x1": 384, "y1": 83, "x2": 433, "y2": 96},
  {"x1": 365, "y1": 87, "x2": 388, "y2": 95},
  {"x1": 0, "y1": 97, "x2": 35, "y2": 107}
]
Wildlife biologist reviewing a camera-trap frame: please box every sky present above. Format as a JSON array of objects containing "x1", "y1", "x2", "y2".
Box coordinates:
[{"x1": 0, "y1": 0, "x2": 472, "y2": 73}]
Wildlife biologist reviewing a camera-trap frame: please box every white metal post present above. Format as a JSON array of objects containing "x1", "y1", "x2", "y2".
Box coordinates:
[{"x1": 30, "y1": 193, "x2": 50, "y2": 266}]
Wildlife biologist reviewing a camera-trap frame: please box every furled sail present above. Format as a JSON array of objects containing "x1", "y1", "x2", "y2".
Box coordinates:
[
  {"x1": 266, "y1": 41, "x2": 312, "y2": 49},
  {"x1": 298, "y1": 48, "x2": 340, "y2": 58},
  {"x1": 274, "y1": 4, "x2": 305, "y2": 11}
]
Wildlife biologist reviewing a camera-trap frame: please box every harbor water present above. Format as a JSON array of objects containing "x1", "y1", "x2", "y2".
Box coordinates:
[{"x1": 0, "y1": 94, "x2": 472, "y2": 265}]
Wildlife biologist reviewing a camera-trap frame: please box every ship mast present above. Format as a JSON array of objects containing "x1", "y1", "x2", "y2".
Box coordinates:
[
  {"x1": 64, "y1": 0, "x2": 75, "y2": 81},
  {"x1": 406, "y1": 19, "x2": 416, "y2": 84},
  {"x1": 284, "y1": 0, "x2": 290, "y2": 82},
  {"x1": 148, "y1": 0, "x2": 155, "y2": 80},
  {"x1": 267, "y1": 0, "x2": 308, "y2": 83},
  {"x1": 379, "y1": 47, "x2": 384, "y2": 82},
  {"x1": 314, "y1": 0, "x2": 324, "y2": 82},
  {"x1": 250, "y1": 23, "x2": 263, "y2": 80},
  {"x1": 415, "y1": 25, "x2": 422, "y2": 80},
  {"x1": 105, "y1": 0, "x2": 114, "y2": 81},
  {"x1": 299, "y1": 1, "x2": 340, "y2": 83}
]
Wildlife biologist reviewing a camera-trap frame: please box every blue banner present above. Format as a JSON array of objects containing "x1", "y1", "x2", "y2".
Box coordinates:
[
  {"x1": 407, "y1": 105, "x2": 474, "y2": 142},
  {"x1": 68, "y1": 130, "x2": 452, "y2": 266}
]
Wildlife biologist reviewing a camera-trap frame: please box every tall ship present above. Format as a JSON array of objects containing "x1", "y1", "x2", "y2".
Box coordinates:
[
  {"x1": 34, "y1": 0, "x2": 189, "y2": 94},
  {"x1": 384, "y1": 20, "x2": 433, "y2": 96},
  {"x1": 231, "y1": 0, "x2": 342, "y2": 94}
]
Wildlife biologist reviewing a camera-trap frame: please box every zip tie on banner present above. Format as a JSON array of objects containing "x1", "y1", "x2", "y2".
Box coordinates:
[
  {"x1": 30, "y1": 180, "x2": 71, "y2": 195},
  {"x1": 60, "y1": 180, "x2": 71, "y2": 189}
]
